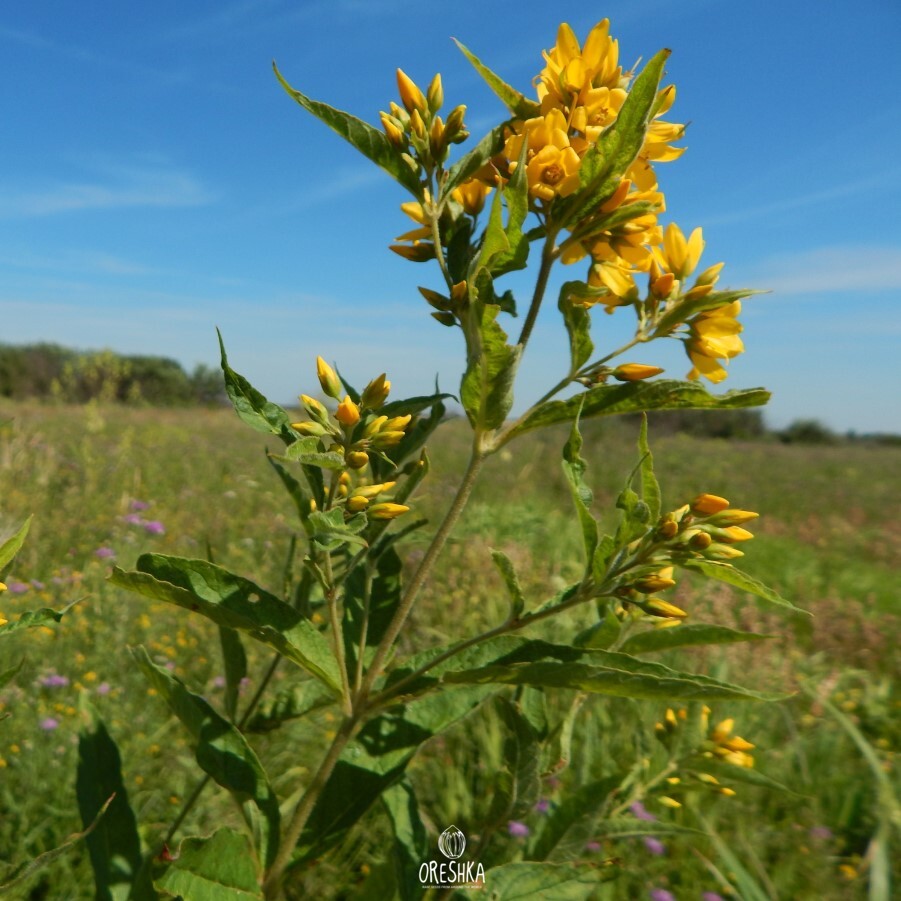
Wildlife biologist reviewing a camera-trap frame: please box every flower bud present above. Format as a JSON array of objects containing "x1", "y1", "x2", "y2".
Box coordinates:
[
  {"x1": 345, "y1": 450, "x2": 369, "y2": 470},
  {"x1": 300, "y1": 394, "x2": 330, "y2": 426},
  {"x1": 658, "y1": 519, "x2": 679, "y2": 540},
  {"x1": 718, "y1": 525, "x2": 755, "y2": 543},
  {"x1": 688, "y1": 530, "x2": 712, "y2": 550},
  {"x1": 612, "y1": 363, "x2": 664, "y2": 382},
  {"x1": 370, "y1": 430, "x2": 406, "y2": 449},
  {"x1": 650, "y1": 271, "x2": 675, "y2": 298},
  {"x1": 290, "y1": 420, "x2": 328, "y2": 437},
  {"x1": 634, "y1": 574, "x2": 677, "y2": 593},
  {"x1": 409, "y1": 108, "x2": 427, "y2": 140},
  {"x1": 361, "y1": 374, "x2": 391, "y2": 409},
  {"x1": 426, "y1": 73, "x2": 443, "y2": 113},
  {"x1": 419, "y1": 285, "x2": 452, "y2": 311},
  {"x1": 351, "y1": 481, "x2": 395, "y2": 499},
  {"x1": 380, "y1": 112, "x2": 406, "y2": 148},
  {"x1": 335, "y1": 396, "x2": 361, "y2": 428},
  {"x1": 316, "y1": 356, "x2": 342, "y2": 399},
  {"x1": 658, "y1": 796, "x2": 682, "y2": 809},
  {"x1": 389, "y1": 243, "x2": 436, "y2": 262},
  {"x1": 690, "y1": 493, "x2": 730, "y2": 515},
  {"x1": 429, "y1": 115, "x2": 447, "y2": 159},
  {"x1": 368, "y1": 502, "x2": 410, "y2": 520},
  {"x1": 346, "y1": 495, "x2": 369, "y2": 513},
  {"x1": 644, "y1": 598, "x2": 688, "y2": 619},
  {"x1": 432, "y1": 311, "x2": 457, "y2": 327},
  {"x1": 704, "y1": 543, "x2": 744, "y2": 560},
  {"x1": 396, "y1": 68, "x2": 426, "y2": 114},
  {"x1": 707, "y1": 509, "x2": 759, "y2": 526},
  {"x1": 383, "y1": 415, "x2": 412, "y2": 431},
  {"x1": 444, "y1": 104, "x2": 467, "y2": 138}
]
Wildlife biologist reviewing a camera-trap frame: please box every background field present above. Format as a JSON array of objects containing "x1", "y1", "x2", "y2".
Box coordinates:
[{"x1": 1, "y1": 400, "x2": 899, "y2": 899}]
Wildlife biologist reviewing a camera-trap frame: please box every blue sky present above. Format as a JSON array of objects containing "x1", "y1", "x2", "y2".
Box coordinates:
[{"x1": 2, "y1": 0, "x2": 899, "y2": 433}]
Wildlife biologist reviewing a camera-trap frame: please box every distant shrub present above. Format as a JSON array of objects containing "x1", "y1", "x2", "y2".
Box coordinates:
[{"x1": 779, "y1": 419, "x2": 837, "y2": 445}]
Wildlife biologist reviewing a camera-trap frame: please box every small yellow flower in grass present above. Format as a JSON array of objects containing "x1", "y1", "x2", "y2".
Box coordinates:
[
  {"x1": 368, "y1": 503, "x2": 410, "y2": 520},
  {"x1": 658, "y1": 796, "x2": 681, "y2": 809},
  {"x1": 685, "y1": 301, "x2": 745, "y2": 384},
  {"x1": 335, "y1": 396, "x2": 361, "y2": 428},
  {"x1": 612, "y1": 363, "x2": 664, "y2": 382}
]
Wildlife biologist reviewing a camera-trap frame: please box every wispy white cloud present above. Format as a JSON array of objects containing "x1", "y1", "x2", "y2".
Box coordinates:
[
  {"x1": 742, "y1": 245, "x2": 901, "y2": 295},
  {"x1": 0, "y1": 163, "x2": 214, "y2": 218}
]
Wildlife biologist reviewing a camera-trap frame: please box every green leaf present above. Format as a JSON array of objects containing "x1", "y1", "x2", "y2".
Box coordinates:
[
  {"x1": 0, "y1": 515, "x2": 31, "y2": 571},
  {"x1": 698, "y1": 817, "x2": 771, "y2": 901},
  {"x1": 574, "y1": 605, "x2": 621, "y2": 651},
  {"x1": 557, "y1": 282, "x2": 594, "y2": 373},
  {"x1": 273, "y1": 64, "x2": 422, "y2": 198},
  {"x1": 491, "y1": 549, "x2": 526, "y2": 619},
  {"x1": 637, "y1": 415, "x2": 661, "y2": 521},
  {"x1": 218, "y1": 331, "x2": 293, "y2": 442},
  {"x1": 490, "y1": 149, "x2": 530, "y2": 277},
  {"x1": 266, "y1": 454, "x2": 313, "y2": 530},
  {"x1": 0, "y1": 600, "x2": 77, "y2": 638},
  {"x1": 0, "y1": 658, "x2": 23, "y2": 690},
  {"x1": 460, "y1": 295, "x2": 521, "y2": 431},
  {"x1": 474, "y1": 861, "x2": 618, "y2": 899},
  {"x1": 563, "y1": 49, "x2": 670, "y2": 225},
  {"x1": 504, "y1": 380, "x2": 771, "y2": 442},
  {"x1": 244, "y1": 680, "x2": 335, "y2": 733},
  {"x1": 452, "y1": 39, "x2": 540, "y2": 119},
  {"x1": 76, "y1": 701, "x2": 149, "y2": 901},
  {"x1": 133, "y1": 648, "x2": 280, "y2": 870},
  {"x1": 678, "y1": 558, "x2": 807, "y2": 615},
  {"x1": 110, "y1": 556, "x2": 342, "y2": 693},
  {"x1": 308, "y1": 508, "x2": 369, "y2": 550},
  {"x1": 495, "y1": 697, "x2": 542, "y2": 819},
  {"x1": 219, "y1": 626, "x2": 247, "y2": 723},
  {"x1": 444, "y1": 122, "x2": 509, "y2": 201},
  {"x1": 561, "y1": 411, "x2": 598, "y2": 564},
  {"x1": 282, "y1": 441, "x2": 346, "y2": 471},
  {"x1": 154, "y1": 828, "x2": 263, "y2": 901},
  {"x1": 443, "y1": 658, "x2": 783, "y2": 702},
  {"x1": 343, "y1": 546, "x2": 403, "y2": 677},
  {"x1": 475, "y1": 184, "x2": 510, "y2": 274},
  {"x1": 619, "y1": 623, "x2": 772, "y2": 655},
  {"x1": 382, "y1": 780, "x2": 428, "y2": 901},
  {"x1": 540, "y1": 692, "x2": 586, "y2": 777},
  {"x1": 654, "y1": 288, "x2": 765, "y2": 336}
]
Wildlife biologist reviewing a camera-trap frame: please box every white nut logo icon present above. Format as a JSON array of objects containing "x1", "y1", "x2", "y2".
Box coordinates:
[{"x1": 438, "y1": 825, "x2": 466, "y2": 860}]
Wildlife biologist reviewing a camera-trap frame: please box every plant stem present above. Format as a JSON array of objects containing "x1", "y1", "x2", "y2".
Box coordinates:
[
  {"x1": 428, "y1": 197, "x2": 454, "y2": 290},
  {"x1": 358, "y1": 444, "x2": 486, "y2": 702},
  {"x1": 323, "y1": 551, "x2": 353, "y2": 716},
  {"x1": 262, "y1": 715, "x2": 359, "y2": 899},
  {"x1": 516, "y1": 233, "x2": 559, "y2": 349}
]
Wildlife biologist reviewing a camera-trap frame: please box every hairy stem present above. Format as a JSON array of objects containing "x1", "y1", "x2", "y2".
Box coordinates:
[{"x1": 516, "y1": 233, "x2": 559, "y2": 349}]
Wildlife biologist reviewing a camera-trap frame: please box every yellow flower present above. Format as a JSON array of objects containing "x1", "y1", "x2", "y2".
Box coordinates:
[
  {"x1": 451, "y1": 178, "x2": 493, "y2": 216},
  {"x1": 653, "y1": 223, "x2": 705, "y2": 282},
  {"x1": 361, "y1": 374, "x2": 391, "y2": 409},
  {"x1": 335, "y1": 396, "x2": 361, "y2": 428},
  {"x1": 707, "y1": 716, "x2": 756, "y2": 768},
  {"x1": 505, "y1": 109, "x2": 582, "y2": 203},
  {"x1": 685, "y1": 302, "x2": 744, "y2": 383},
  {"x1": 690, "y1": 494, "x2": 730, "y2": 515}
]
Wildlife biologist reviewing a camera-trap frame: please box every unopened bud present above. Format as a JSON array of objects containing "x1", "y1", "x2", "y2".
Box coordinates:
[
  {"x1": 612, "y1": 363, "x2": 664, "y2": 382},
  {"x1": 444, "y1": 104, "x2": 467, "y2": 137},
  {"x1": 705, "y1": 543, "x2": 744, "y2": 560},
  {"x1": 718, "y1": 787, "x2": 737, "y2": 797},
  {"x1": 300, "y1": 394, "x2": 330, "y2": 426},
  {"x1": 718, "y1": 525, "x2": 755, "y2": 543},
  {"x1": 658, "y1": 519, "x2": 679, "y2": 540},
  {"x1": 316, "y1": 356, "x2": 342, "y2": 399},
  {"x1": 346, "y1": 495, "x2": 369, "y2": 513},
  {"x1": 426, "y1": 73, "x2": 443, "y2": 112},
  {"x1": 650, "y1": 271, "x2": 675, "y2": 298},
  {"x1": 380, "y1": 112, "x2": 406, "y2": 148},
  {"x1": 658, "y1": 796, "x2": 682, "y2": 809},
  {"x1": 432, "y1": 311, "x2": 457, "y2": 327},
  {"x1": 345, "y1": 450, "x2": 369, "y2": 470},
  {"x1": 634, "y1": 574, "x2": 677, "y2": 593},
  {"x1": 368, "y1": 502, "x2": 410, "y2": 520},
  {"x1": 389, "y1": 243, "x2": 436, "y2": 262},
  {"x1": 688, "y1": 530, "x2": 712, "y2": 550},
  {"x1": 335, "y1": 396, "x2": 361, "y2": 428},
  {"x1": 290, "y1": 420, "x2": 327, "y2": 437},
  {"x1": 383, "y1": 415, "x2": 412, "y2": 431},
  {"x1": 371, "y1": 430, "x2": 407, "y2": 449},
  {"x1": 707, "y1": 509, "x2": 759, "y2": 526},
  {"x1": 396, "y1": 68, "x2": 426, "y2": 114},
  {"x1": 429, "y1": 115, "x2": 447, "y2": 159},
  {"x1": 409, "y1": 108, "x2": 427, "y2": 140},
  {"x1": 645, "y1": 598, "x2": 688, "y2": 619},
  {"x1": 697, "y1": 773, "x2": 719, "y2": 785},
  {"x1": 361, "y1": 373, "x2": 391, "y2": 409},
  {"x1": 691, "y1": 493, "x2": 730, "y2": 515},
  {"x1": 351, "y1": 481, "x2": 395, "y2": 499},
  {"x1": 363, "y1": 416, "x2": 388, "y2": 438},
  {"x1": 419, "y1": 285, "x2": 452, "y2": 310}
]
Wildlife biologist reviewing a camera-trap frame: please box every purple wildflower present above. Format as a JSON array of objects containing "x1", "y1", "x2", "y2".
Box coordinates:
[
  {"x1": 212, "y1": 676, "x2": 226, "y2": 689},
  {"x1": 702, "y1": 893, "x2": 727, "y2": 901},
  {"x1": 96, "y1": 682, "x2": 111, "y2": 695},
  {"x1": 6, "y1": 580, "x2": 29, "y2": 595},
  {"x1": 40, "y1": 674, "x2": 70, "y2": 688},
  {"x1": 40, "y1": 717, "x2": 60, "y2": 731},
  {"x1": 507, "y1": 821, "x2": 530, "y2": 838},
  {"x1": 643, "y1": 836, "x2": 666, "y2": 856},
  {"x1": 534, "y1": 799, "x2": 551, "y2": 814},
  {"x1": 584, "y1": 841, "x2": 602, "y2": 853},
  {"x1": 95, "y1": 547, "x2": 116, "y2": 559},
  {"x1": 123, "y1": 513, "x2": 144, "y2": 525},
  {"x1": 809, "y1": 826, "x2": 833, "y2": 841},
  {"x1": 164, "y1": 661, "x2": 176, "y2": 671},
  {"x1": 143, "y1": 520, "x2": 165, "y2": 535},
  {"x1": 30, "y1": 579, "x2": 45, "y2": 590},
  {"x1": 649, "y1": 890, "x2": 676, "y2": 901},
  {"x1": 630, "y1": 800, "x2": 658, "y2": 822},
  {"x1": 130, "y1": 500, "x2": 150, "y2": 511}
]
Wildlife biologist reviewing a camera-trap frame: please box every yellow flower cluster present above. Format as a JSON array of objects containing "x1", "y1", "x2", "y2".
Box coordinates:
[
  {"x1": 701, "y1": 707, "x2": 756, "y2": 768},
  {"x1": 0, "y1": 580, "x2": 6, "y2": 626},
  {"x1": 290, "y1": 357, "x2": 412, "y2": 520}
]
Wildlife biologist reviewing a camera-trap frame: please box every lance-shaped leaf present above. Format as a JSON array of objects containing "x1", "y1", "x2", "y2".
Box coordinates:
[
  {"x1": 620, "y1": 623, "x2": 773, "y2": 655},
  {"x1": 0, "y1": 515, "x2": 31, "y2": 571},
  {"x1": 478, "y1": 861, "x2": 619, "y2": 898},
  {"x1": 443, "y1": 121, "x2": 509, "y2": 198},
  {"x1": 218, "y1": 331, "x2": 294, "y2": 441},
  {"x1": 219, "y1": 626, "x2": 247, "y2": 723},
  {"x1": 488, "y1": 146, "x2": 530, "y2": 277},
  {"x1": 654, "y1": 288, "x2": 765, "y2": 336},
  {"x1": 678, "y1": 558, "x2": 807, "y2": 615},
  {"x1": 443, "y1": 658, "x2": 783, "y2": 702},
  {"x1": 453, "y1": 39, "x2": 540, "y2": 118},
  {"x1": 133, "y1": 647, "x2": 280, "y2": 870},
  {"x1": 503, "y1": 381, "x2": 771, "y2": 443},
  {"x1": 0, "y1": 599, "x2": 78, "y2": 638},
  {"x1": 561, "y1": 412, "x2": 598, "y2": 564},
  {"x1": 110, "y1": 555, "x2": 342, "y2": 693},
  {"x1": 76, "y1": 701, "x2": 150, "y2": 901},
  {"x1": 154, "y1": 828, "x2": 263, "y2": 901},
  {"x1": 382, "y1": 780, "x2": 428, "y2": 901},
  {"x1": 637, "y1": 414, "x2": 661, "y2": 522},
  {"x1": 274, "y1": 64, "x2": 422, "y2": 198},
  {"x1": 491, "y1": 549, "x2": 526, "y2": 619},
  {"x1": 557, "y1": 282, "x2": 594, "y2": 373},
  {"x1": 460, "y1": 295, "x2": 521, "y2": 431},
  {"x1": 562, "y1": 49, "x2": 670, "y2": 225}
]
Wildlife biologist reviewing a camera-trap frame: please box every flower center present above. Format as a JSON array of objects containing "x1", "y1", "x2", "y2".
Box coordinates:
[{"x1": 542, "y1": 163, "x2": 564, "y2": 185}]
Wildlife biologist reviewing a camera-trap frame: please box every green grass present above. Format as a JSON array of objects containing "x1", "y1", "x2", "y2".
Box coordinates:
[{"x1": 1, "y1": 401, "x2": 899, "y2": 899}]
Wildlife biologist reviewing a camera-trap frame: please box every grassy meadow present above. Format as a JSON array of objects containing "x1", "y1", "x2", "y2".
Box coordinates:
[{"x1": 0, "y1": 399, "x2": 899, "y2": 899}]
